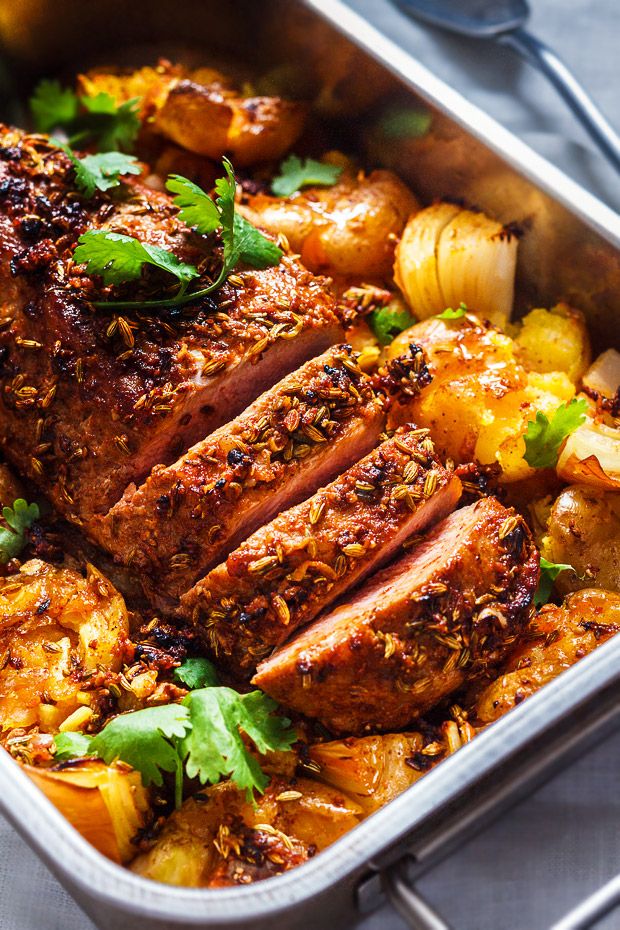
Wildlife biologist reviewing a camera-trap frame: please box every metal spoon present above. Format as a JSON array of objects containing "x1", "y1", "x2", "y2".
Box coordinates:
[{"x1": 395, "y1": 0, "x2": 620, "y2": 174}]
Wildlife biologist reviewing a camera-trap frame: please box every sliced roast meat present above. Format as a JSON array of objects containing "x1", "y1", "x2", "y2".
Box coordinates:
[
  {"x1": 254, "y1": 496, "x2": 539, "y2": 734},
  {"x1": 94, "y1": 346, "x2": 387, "y2": 606},
  {"x1": 0, "y1": 126, "x2": 341, "y2": 522},
  {"x1": 182, "y1": 426, "x2": 462, "y2": 676}
]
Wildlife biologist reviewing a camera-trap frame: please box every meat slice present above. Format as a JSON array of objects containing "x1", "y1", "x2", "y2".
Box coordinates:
[
  {"x1": 0, "y1": 127, "x2": 341, "y2": 523},
  {"x1": 94, "y1": 346, "x2": 387, "y2": 606},
  {"x1": 254, "y1": 497, "x2": 539, "y2": 734},
  {"x1": 182, "y1": 426, "x2": 462, "y2": 677}
]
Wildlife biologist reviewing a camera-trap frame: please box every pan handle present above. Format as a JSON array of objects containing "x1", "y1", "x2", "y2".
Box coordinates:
[{"x1": 384, "y1": 856, "x2": 620, "y2": 930}]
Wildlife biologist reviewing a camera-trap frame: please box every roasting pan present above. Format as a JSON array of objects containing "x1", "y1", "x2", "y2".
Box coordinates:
[{"x1": 1, "y1": 1, "x2": 620, "y2": 927}]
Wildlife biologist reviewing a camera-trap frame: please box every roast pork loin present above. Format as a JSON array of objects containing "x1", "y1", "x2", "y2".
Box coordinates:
[
  {"x1": 0, "y1": 127, "x2": 341, "y2": 522},
  {"x1": 182, "y1": 426, "x2": 462, "y2": 676},
  {"x1": 94, "y1": 346, "x2": 387, "y2": 606},
  {"x1": 254, "y1": 496, "x2": 539, "y2": 734}
]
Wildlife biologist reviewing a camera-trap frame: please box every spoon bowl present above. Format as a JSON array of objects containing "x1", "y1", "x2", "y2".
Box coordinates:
[{"x1": 397, "y1": 0, "x2": 529, "y2": 38}]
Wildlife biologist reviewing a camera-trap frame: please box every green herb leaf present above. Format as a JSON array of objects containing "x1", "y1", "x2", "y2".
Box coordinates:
[
  {"x1": 0, "y1": 499, "x2": 39, "y2": 564},
  {"x1": 180, "y1": 688, "x2": 296, "y2": 801},
  {"x1": 74, "y1": 230, "x2": 200, "y2": 287},
  {"x1": 216, "y1": 159, "x2": 283, "y2": 272},
  {"x1": 89, "y1": 704, "x2": 192, "y2": 787},
  {"x1": 166, "y1": 174, "x2": 221, "y2": 234},
  {"x1": 523, "y1": 397, "x2": 588, "y2": 469},
  {"x1": 436, "y1": 302, "x2": 467, "y2": 320},
  {"x1": 369, "y1": 302, "x2": 416, "y2": 346},
  {"x1": 73, "y1": 94, "x2": 141, "y2": 152},
  {"x1": 67, "y1": 151, "x2": 141, "y2": 198},
  {"x1": 377, "y1": 107, "x2": 432, "y2": 140},
  {"x1": 174, "y1": 657, "x2": 219, "y2": 690},
  {"x1": 30, "y1": 79, "x2": 79, "y2": 133},
  {"x1": 534, "y1": 556, "x2": 575, "y2": 607},
  {"x1": 271, "y1": 155, "x2": 342, "y2": 197},
  {"x1": 53, "y1": 731, "x2": 93, "y2": 760}
]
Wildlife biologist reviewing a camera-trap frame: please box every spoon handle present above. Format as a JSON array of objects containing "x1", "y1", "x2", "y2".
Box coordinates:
[{"x1": 500, "y1": 27, "x2": 620, "y2": 173}]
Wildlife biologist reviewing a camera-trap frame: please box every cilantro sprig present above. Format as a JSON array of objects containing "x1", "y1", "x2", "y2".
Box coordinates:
[
  {"x1": 173, "y1": 656, "x2": 219, "y2": 689},
  {"x1": 271, "y1": 155, "x2": 342, "y2": 197},
  {"x1": 523, "y1": 397, "x2": 588, "y2": 469},
  {"x1": 73, "y1": 158, "x2": 282, "y2": 311},
  {"x1": 0, "y1": 499, "x2": 39, "y2": 564},
  {"x1": 534, "y1": 556, "x2": 575, "y2": 607},
  {"x1": 30, "y1": 80, "x2": 140, "y2": 152},
  {"x1": 61, "y1": 149, "x2": 141, "y2": 198},
  {"x1": 369, "y1": 302, "x2": 415, "y2": 345},
  {"x1": 53, "y1": 686, "x2": 295, "y2": 808}
]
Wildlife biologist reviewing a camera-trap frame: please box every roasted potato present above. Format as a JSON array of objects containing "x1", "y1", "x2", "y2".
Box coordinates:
[
  {"x1": 474, "y1": 588, "x2": 620, "y2": 723},
  {"x1": 130, "y1": 776, "x2": 362, "y2": 887},
  {"x1": 394, "y1": 204, "x2": 518, "y2": 326},
  {"x1": 388, "y1": 315, "x2": 574, "y2": 482},
  {"x1": 541, "y1": 485, "x2": 620, "y2": 594},
  {"x1": 241, "y1": 168, "x2": 419, "y2": 278},
  {"x1": 80, "y1": 62, "x2": 306, "y2": 167},
  {"x1": 514, "y1": 303, "x2": 591, "y2": 384},
  {"x1": 0, "y1": 560, "x2": 130, "y2": 731}
]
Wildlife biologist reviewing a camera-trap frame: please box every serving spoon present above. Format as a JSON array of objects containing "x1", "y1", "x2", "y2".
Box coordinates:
[{"x1": 395, "y1": 0, "x2": 620, "y2": 174}]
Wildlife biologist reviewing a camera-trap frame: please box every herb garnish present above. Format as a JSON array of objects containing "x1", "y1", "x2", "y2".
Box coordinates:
[
  {"x1": 73, "y1": 159, "x2": 282, "y2": 311},
  {"x1": 436, "y1": 302, "x2": 467, "y2": 320},
  {"x1": 53, "y1": 687, "x2": 295, "y2": 808},
  {"x1": 523, "y1": 397, "x2": 588, "y2": 469},
  {"x1": 61, "y1": 149, "x2": 141, "y2": 198},
  {"x1": 271, "y1": 155, "x2": 342, "y2": 197},
  {"x1": 173, "y1": 656, "x2": 219, "y2": 689},
  {"x1": 534, "y1": 556, "x2": 575, "y2": 606},
  {"x1": 0, "y1": 499, "x2": 39, "y2": 564},
  {"x1": 369, "y1": 302, "x2": 415, "y2": 345},
  {"x1": 30, "y1": 80, "x2": 140, "y2": 152}
]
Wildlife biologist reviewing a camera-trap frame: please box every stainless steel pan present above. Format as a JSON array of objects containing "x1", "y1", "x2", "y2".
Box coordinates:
[{"x1": 0, "y1": 1, "x2": 619, "y2": 927}]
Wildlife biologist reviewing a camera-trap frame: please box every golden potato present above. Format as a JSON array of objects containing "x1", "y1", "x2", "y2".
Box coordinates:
[
  {"x1": 388, "y1": 315, "x2": 574, "y2": 482},
  {"x1": 515, "y1": 303, "x2": 591, "y2": 383},
  {"x1": 0, "y1": 560, "x2": 130, "y2": 731},
  {"x1": 541, "y1": 485, "x2": 620, "y2": 594},
  {"x1": 130, "y1": 776, "x2": 362, "y2": 887},
  {"x1": 394, "y1": 204, "x2": 518, "y2": 326},
  {"x1": 241, "y1": 169, "x2": 419, "y2": 278},
  {"x1": 474, "y1": 588, "x2": 620, "y2": 724}
]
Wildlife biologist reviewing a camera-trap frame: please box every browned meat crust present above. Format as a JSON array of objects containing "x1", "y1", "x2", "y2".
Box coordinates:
[
  {"x1": 254, "y1": 497, "x2": 539, "y2": 734},
  {"x1": 0, "y1": 126, "x2": 341, "y2": 522},
  {"x1": 95, "y1": 346, "x2": 387, "y2": 606},
  {"x1": 182, "y1": 425, "x2": 462, "y2": 677}
]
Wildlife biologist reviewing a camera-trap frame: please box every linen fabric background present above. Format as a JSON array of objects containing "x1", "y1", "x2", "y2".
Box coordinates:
[{"x1": 0, "y1": 1, "x2": 618, "y2": 928}]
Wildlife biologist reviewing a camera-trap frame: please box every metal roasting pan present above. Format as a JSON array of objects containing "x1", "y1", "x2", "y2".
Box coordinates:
[{"x1": 0, "y1": 1, "x2": 620, "y2": 927}]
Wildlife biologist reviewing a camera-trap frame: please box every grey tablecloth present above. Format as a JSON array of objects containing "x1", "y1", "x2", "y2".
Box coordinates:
[{"x1": 1, "y1": 2, "x2": 619, "y2": 929}]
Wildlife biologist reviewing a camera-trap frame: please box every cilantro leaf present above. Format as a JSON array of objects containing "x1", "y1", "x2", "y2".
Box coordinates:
[
  {"x1": 0, "y1": 499, "x2": 39, "y2": 564},
  {"x1": 377, "y1": 106, "x2": 432, "y2": 140},
  {"x1": 74, "y1": 230, "x2": 199, "y2": 287},
  {"x1": 174, "y1": 657, "x2": 219, "y2": 690},
  {"x1": 53, "y1": 731, "x2": 93, "y2": 760},
  {"x1": 89, "y1": 704, "x2": 192, "y2": 787},
  {"x1": 180, "y1": 688, "x2": 296, "y2": 801},
  {"x1": 271, "y1": 155, "x2": 342, "y2": 197},
  {"x1": 166, "y1": 174, "x2": 221, "y2": 234},
  {"x1": 65, "y1": 150, "x2": 141, "y2": 198},
  {"x1": 523, "y1": 397, "x2": 588, "y2": 469},
  {"x1": 369, "y1": 302, "x2": 415, "y2": 345},
  {"x1": 534, "y1": 556, "x2": 575, "y2": 607},
  {"x1": 217, "y1": 159, "x2": 283, "y2": 272},
  {"x1": 71, "y1": 94, "x2": 141, "y2": 152},
  {"x1": 436, "y1": 303, "x2": 467, "y2": 320},
  {"x1": 30, "y1": 79, "x2": 78, "y2": 133}
]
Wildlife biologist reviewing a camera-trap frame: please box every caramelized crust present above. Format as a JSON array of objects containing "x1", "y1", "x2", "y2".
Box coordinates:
[
  {"x1": 182, "y1": 426, "x2": 462, "y2": 677},
  {"x1": 254, "y1": 497, "x2": 539, "y2": 734},
  {"x1": 0, "y1": 127, "x2": 341, "y2": 522},
  {"x1": 95, "y1": 346, "x2": 386, "y2": 606}
]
